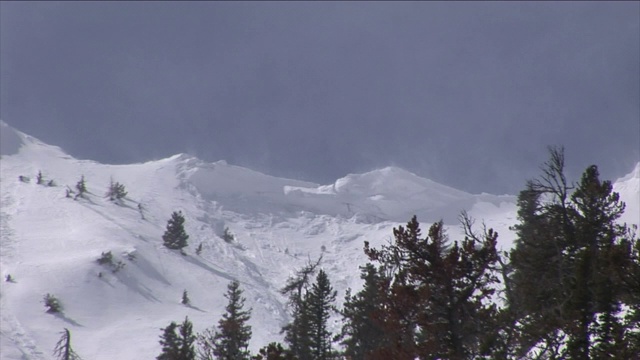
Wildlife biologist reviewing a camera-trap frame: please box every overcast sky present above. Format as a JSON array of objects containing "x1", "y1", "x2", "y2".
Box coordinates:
[{"x1": 1, "y1": 2, "x2": 638, "y2": 194}]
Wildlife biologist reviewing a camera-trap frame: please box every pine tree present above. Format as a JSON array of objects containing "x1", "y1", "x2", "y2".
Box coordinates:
[
  {"x1": 509, "y1": 147, "x2": 637, "y2": 359},
  {"x1": 106, "y1": 177, "x2": 127, "y2": 201},
  {"x1": 181, "y1": 290, "x2": 191, "y2": 306},
  {"x1": 281, "y1": 256, "x2": 322, "y2": 360},
  {"x1": 53, "y1": 328, "x2": 82, "y2": 360},
  {"x1": 222, "y1": 227, "x2": 235, "y2": 243},
  {"x1": 209, "y1": 280, "x2": 252, "y2": 360},
  {"x1": 338, "y1": 264, "x2": 388, "y2": 360},
  {"x1": 36, "y1": 170, "x2": 43, "y2": 185},
  {"x1": 196, "y1": 243, "x2": 203, "y2": 255},
  {"x1": 364, "y1": 215, "x2": 500, "y2": 359},
  {"x1": 283, "y1": 296, "x2": 312, "y2": 360},
  {"x1": 162, "y1": 211, "x2": 189, "y2": 250},
  {"x1": 304, "y1": 270, "x2": 337, "y2": 360},
  {"x1": 157, "y1": 322, "x2": 180, "y2": 360},
  {"x1": 75, "y1": 176, "x2": 87, "y2": 199},
  {"x1": 178, "y1": 317, "x2": 196, "y2": 360},
  {"x1": 252, "y1": 342, "x2": 294, "y2": 360},
  {"x1": 157, "y1": 318, "x2": 196, "y2": 360},
  {"x1": 619, "y1": 230, "x2": 640, "y2": 357},
  {"x1": 44, "y1": 293, "x2": 63, "y2": 313}
]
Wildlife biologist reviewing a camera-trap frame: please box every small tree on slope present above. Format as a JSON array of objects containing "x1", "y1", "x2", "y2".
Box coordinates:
[
  {"x1": 162, "y1": 211, "x2": 189, "y2": 250},
  {"x1": 53, "y1": 328, "x2": 82, "y2": 360},
  {"x1": 75, "y1": 175, "x2": 87, "y2": 199},
  {"x1": 106, "y1": 177, "x2": 128, "y2": 201},
  {"x1": 44, "y1": 293, "x2": 63, "y2": 313}
]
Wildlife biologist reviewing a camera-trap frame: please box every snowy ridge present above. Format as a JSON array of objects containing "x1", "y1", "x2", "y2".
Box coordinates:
[
  {"x1": 0, "y1": 121, "x2": 637, "y2": 359},
  {"x1": 614, "y1": 161, "x2": 640, "y2": 228}
]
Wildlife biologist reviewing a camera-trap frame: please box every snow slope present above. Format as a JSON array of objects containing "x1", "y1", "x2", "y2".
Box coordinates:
[{"x1": 0, "y1": 121, "x2": 637, "y2": 359}]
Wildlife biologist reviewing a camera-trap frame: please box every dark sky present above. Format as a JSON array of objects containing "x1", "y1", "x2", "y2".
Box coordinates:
[{"x1": 1, "y1": 2, "x2": 639, "y2": 194}]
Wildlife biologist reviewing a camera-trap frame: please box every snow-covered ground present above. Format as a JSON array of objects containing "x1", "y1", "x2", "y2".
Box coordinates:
[{"x1": 1, "y1": 120, "x2": 637, "y2": 359}]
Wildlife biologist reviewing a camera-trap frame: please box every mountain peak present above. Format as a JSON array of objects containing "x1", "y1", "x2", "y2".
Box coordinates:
[
  {"x1": 617, "y1": 162, "x2": 640, "y2": 183},
  {"x1": 333, "y1": 165, "x2": 469, "y2": 199},
  {"x1": 0, "y1": 120, "x2": 26, "y2": 156}
]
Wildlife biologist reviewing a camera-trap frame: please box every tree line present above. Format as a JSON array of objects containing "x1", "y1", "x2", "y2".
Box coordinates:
[
  {"x1": 153, "y1": 147, "x2": 638, "y2": 359},
  {"x1": 50, "y1": 147, "x2": 640, "y2": 359}
]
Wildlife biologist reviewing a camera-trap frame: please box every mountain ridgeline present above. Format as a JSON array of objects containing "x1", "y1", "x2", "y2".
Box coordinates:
[{"x1": 1, "y1": 121, "x2": 638, "y2": 359}]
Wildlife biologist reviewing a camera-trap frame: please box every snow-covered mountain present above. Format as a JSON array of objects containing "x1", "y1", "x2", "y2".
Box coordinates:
[{"x1": 1, "y1": 120, "x2": 637, "y2": 359}]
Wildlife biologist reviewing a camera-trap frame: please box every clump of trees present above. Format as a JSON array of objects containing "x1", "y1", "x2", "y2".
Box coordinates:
[
  {"x1": 157, "y1": 317, "x2": 196, "y2": 360},
  {"x1": 277, "y1": 256, "x2": 339, "y2": 360},
  {"x1": 36, "y1": 170, "x2": 54, "y2": 186},
  {"x1": 106, "y1": 177, "x2": 127, "y2": 201},
  {"x1": 96, "y1": 251, "x2": 126, "y2": 273},
  {"x1": 44, "y1": 293, "x2": 63, "y2": 313},
  {"x1": 505, "y1": 147, "x2": 639, "y2": 358}
]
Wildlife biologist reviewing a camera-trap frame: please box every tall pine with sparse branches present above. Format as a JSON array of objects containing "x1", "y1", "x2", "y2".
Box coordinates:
[{"x1": 53, "y1": 328, "x2": 82, "y2": 360}]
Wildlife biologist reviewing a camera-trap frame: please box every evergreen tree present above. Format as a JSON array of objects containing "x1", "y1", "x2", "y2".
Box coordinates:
[
  {"x1": 157, "y1": 322, "x2": 180, "y2": 360},
  {"x1": 280, "y1": 256, "x2": 322, "y2": 360},
  {"x1": 157, "y1": 318, "x2": 196, "y2": 360},
  {"x1": 106, "y1": 177, "x2": 127, "y2": 201},
  {"x1": 162, "y1": 211, "x2": 189, "y2": 250},
  {"x1": 36, "y1": 171, "x2": 43, "y2": 185},
  {"x1": 304, "y1": 270, "x2": 337, "y2": 360},
  {"x1": 196, "y1": 243, "x2": 204, "y2": 255},
  {"x1": 210, "y1": 280, "x2": 252, "y2": 360},
  {"x1": 619, "y1": 229, "x2": 640, "y2": 357},
  {"x1": 53, "y1": 328, "x2": 82, "y2": 360},
  {"x1": 364, "y1": 215, "x2": 500, "y2": 359},
  {"x1": 222, "y1": 227, "x2": 235, "y2": 243},
  {"x1": 138, "y1": 202, "x2": 145, "y2": 220},
  {"x1": 178, "y1": 317, "x2": 196, "y2": 360},
  {"x1": 338, "y1": 263, "x2": 388, "y2": 360},
  {"x1": 252, "y1": 343, "x2": 294, "y2": 360},
  {"x1": 509, "y1": 147, "x2": 638, "y2": 359},
  {"x1": 181, "y1": 290, "x2": 190, "y2": 306},
  {"x1": 44, "y1": 293, "x2": 63, "y2": 313},
  {"x1": 75, "y1": 176, "x2": 87, "y2": 199}
]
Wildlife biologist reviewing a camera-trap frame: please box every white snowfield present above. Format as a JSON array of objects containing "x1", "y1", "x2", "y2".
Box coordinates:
[{"x1": 0, "y1": 120, "x2": 637, "y2": 359}]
